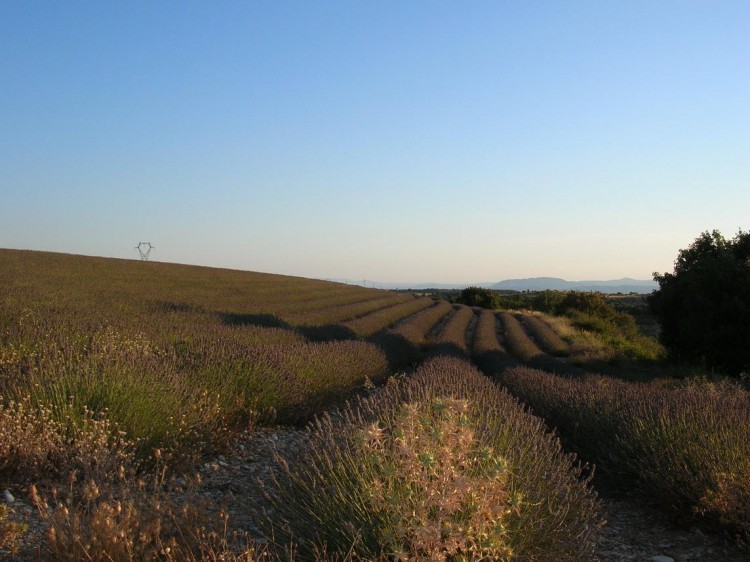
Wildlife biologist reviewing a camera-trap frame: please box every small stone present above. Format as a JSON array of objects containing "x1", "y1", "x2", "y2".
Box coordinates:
[
  {"x1": 650, "y1": 556, "x2": 674, "y2": 562},
  {"x1": 2, "y1": 489, "x2": 14, "y2": 503}
]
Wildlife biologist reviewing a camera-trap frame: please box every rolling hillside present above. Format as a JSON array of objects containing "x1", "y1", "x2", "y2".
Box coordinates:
[{"x1": 1, "y1": 249, "x2": 747, "y2": 561}]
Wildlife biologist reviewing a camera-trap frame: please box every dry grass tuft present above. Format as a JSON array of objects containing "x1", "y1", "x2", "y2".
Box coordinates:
[
  {"x1": 30, "y1": 453, "x2": 263, "y2": 561},
  {"x1": 0, "y1": 394, "x2": 133, "y2": 486}
]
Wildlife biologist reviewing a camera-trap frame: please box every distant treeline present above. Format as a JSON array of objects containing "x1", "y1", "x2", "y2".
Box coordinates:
[{"x1": 401, "y1": 287, "x2": 647, "y2": 323}]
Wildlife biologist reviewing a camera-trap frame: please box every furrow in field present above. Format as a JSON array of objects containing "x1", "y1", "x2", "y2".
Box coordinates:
[
  {"x1": 499, "y1": 312, "x2": 582, "y2": 375},
  {"x1": 498, "y1": 312, "x2": 545, "y2": 363},
  {"x1": 428, "y1": 304, "x2": 475, "y2": 356},
  {"x1": 471, "y1": 310, "x2": 519, "y2": 375},
  {"x1": 389, "y1": 301, "x2": 454, "y2": 347},
  {"x1": 277, "y1": 290, "x2": 398, "y2": 316},
  {"x1": 343, "y1": 296, "x2": 434, "y2": 338},
  {"x1": 515, "y1": 313, "x2": 570, "y2": 356},
  {"x1": 288, "y1": 294, "x2": 410, "y2": 327}
]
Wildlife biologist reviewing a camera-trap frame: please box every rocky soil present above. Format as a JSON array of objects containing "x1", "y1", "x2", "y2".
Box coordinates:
[{"x1": 4, "y1": 426, "x2": 749, "y2": 561}]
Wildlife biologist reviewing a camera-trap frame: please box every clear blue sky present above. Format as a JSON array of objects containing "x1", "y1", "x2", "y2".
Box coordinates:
[{"x1": 2, "y1": 1, "x2": 748, "y2": 283}]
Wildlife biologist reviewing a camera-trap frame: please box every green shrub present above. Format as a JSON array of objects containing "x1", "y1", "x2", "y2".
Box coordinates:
[
  {"x1": 567, "y1": 310, "x2": 664, "y2": 361},
  {"x1": 457, "y1": 286, "x2": 501, "y2": 309},
  {"x1": 650, "y1": 229, "x2": 750, "y2": 377},
  {"x1": 359, "y1": 398, "x2": 518, "y2": 560}
]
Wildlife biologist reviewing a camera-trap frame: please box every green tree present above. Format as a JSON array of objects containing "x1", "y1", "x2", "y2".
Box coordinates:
[
  {"x1": 458, "y1": 286, "x2": 501, "y2": 309},
  {"x1": 649, "y1": 229, "x2": 750, "y2": 377}
]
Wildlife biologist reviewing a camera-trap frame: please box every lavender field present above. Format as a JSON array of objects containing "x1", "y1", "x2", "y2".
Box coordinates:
[{"x1": 1, "y1": 249, "x2": 748, "y2": 560}]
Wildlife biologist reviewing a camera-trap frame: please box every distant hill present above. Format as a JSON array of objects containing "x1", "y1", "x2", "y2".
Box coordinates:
[
  {"x1": 491, "y1": 277, "x2": 657, "y2": 294},
  {"x1": 330, "y1": 279, "x2": 496, "y2": 290},
  {"x1": 337, "y1": 277, "x2": 657, "y2": 294}
]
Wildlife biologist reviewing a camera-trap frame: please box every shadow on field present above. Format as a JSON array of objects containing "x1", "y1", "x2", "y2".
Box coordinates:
[
  {"x1": 298, "y1": 324, "x2": 358, "y2": 342},
  {"x1": 215, "y1": 309, "x2": 462, "y2": 375},
  {"x1": 527, "y1": 355, "x2": 586, "y2": 377},
  {"x1": 219, "y1": 311, "x2": 362, "y2": 343},
  {"x1": 220, "y1": 312, "x2": 291, "y2": 328},
  {"x1": 473, "y1": 349, "x2": 521, "y2": 377},
  {"x1": 152, "y1": 300, "x2": 206, "y2": 314},
  {"x1": 425, "y1": 342, "x2": 468, "y2": 360},
  {"x1": 368, "y1": 332, "x2": 420, "y2": 372}
]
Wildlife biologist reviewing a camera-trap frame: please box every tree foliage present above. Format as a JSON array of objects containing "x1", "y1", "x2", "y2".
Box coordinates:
[
  {"x1": 457, "y1": 286, "x2": 501, "y2": 309},
  {"x1": 649, "y1": 229, "x2": 750, "y2": 377}
]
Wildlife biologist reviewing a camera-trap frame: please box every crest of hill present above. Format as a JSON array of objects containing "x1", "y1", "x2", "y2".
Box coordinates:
[
  {"x1": 0, "y1": 248, "x2": 396, "y2": 312},
  {"x1": 492, "y1": 277, "x2": 657, "y2": 294}
]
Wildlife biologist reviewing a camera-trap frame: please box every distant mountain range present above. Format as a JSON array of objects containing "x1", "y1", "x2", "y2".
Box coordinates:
[
  {"x1": 338, "y1": 277, "x2": 657, "y2": 294},
  {"x1": 490, "y1": 277, "x2": 657, "y2": 294}
]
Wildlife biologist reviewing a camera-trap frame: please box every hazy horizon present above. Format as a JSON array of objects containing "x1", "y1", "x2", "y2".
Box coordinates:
[
  {"x1": 0, "y1": 246, "x2": 659, "y2": 288},
  {"x1": 2, "y1": 2, "x2": 748, "y2": 283}
]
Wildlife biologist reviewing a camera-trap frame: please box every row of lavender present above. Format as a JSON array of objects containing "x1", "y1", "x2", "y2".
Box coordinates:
[
  {"x1": 0, "y1": 250, "x2": 431, "y2": 472},
  {"x1": 0, "y1": 251, "x2": 602, "y2": 559},
  {"x1": 391, "y1": 303, "x2": 750, "y2": 546}
]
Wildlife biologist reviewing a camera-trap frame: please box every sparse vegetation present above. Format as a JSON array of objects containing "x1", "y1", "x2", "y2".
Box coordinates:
[
  {"x1": 0, "y1": 503, "x2": 28, "y2": 557},
  {"x1": 30, "y1": 453, "x2": 263, "y2": 562}
]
